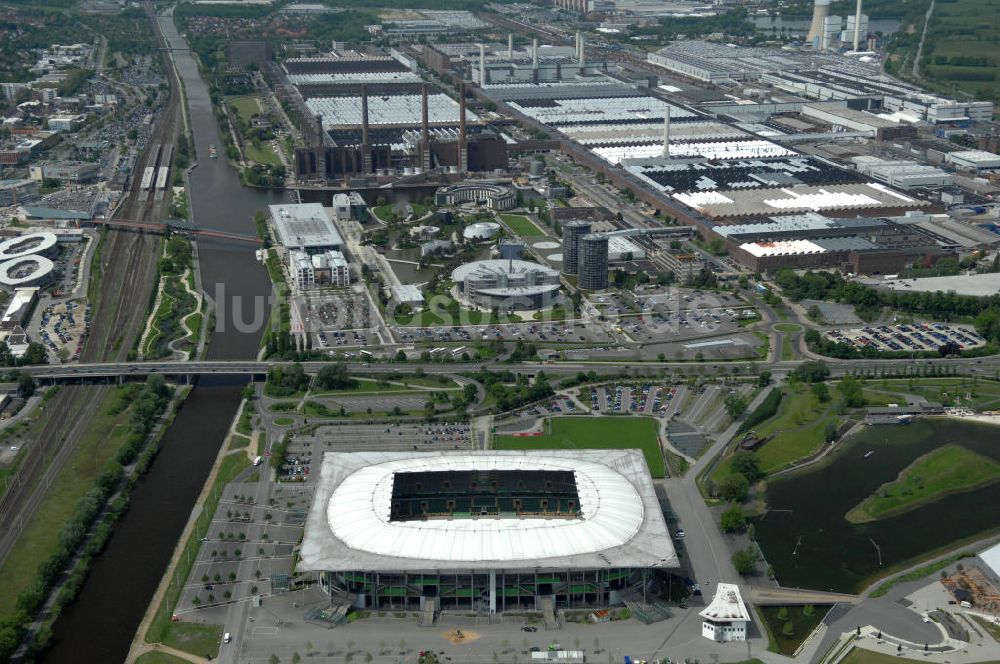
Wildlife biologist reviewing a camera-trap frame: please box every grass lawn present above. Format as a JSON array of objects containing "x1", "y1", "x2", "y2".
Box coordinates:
[
  {"x1": 499, "y1": 213, "x2": 544, "y2": 237},
  {"x1": 227, "y1": 95, "x2": 261, "y2": 121},
  {"x1": 970, "y1": 614, "x2": 1000, "y2": 642},
  {"x1": 773, "y1": 323, "x2": 802, "y2": 333},
  {"x1": 861, "y1": 377, "x2": 1000, "y2": 411},
  {"x1": 227, "y1": 433, "x2": 250, "y2": 450},
  {"x1": 311, "y1": 378, "x2": 458, "y2": 396},
  {"x1": 846, "y1": 445, "x2": 1000, "y2": 523},
  {"x1": 839, "y1": 647, "x2": 928, "y2": 664},
  {"x1": 135, "y1": 652, "x2": 192, "y2": 664},
  {"x1": 396, "y1": 296, "x2": 493, "y2": 326},
  {"x1": 780, "y1": 335, "x2": 794, "y2": 361},
  {"x1": 0, "y1": 388, "x2": 130, "y2": 618},
  {"x1": 758, "y1": 605, "x2": 831, "y2": 655},
  {"x1": 162, "y1": 621, "x2": 223, "y2": 659},
  {"x1": 493, "y1": 416, "x2": 665, "y2": 478},
  {"x1": 245, "y1": 141, "x2": 281, "y2": 167},
  {"x1": 273, "y1": 416, "x2": 294, "y2": 426},
  {"x1": 714, "y1": 386, "x2": 835, "y2": 480}
]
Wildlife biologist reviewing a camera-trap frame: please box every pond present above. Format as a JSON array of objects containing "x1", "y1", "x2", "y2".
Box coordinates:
[{"x1": 754, "y1": 418, "x2": 1000, "y2": 593}]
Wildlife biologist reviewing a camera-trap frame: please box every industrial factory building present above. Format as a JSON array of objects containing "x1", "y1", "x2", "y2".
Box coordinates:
[
  {"x1": 437, "y1": 183, "x2": 515, "y2": 211},
  {"x1": 290, "y1": 50, "x2": 507, "y2": 181},
  {"x1": 300, "y1": 450, "x2": 678, "y2": 616},
  {"x1": 451, "y1": 259, "x2": 561, "y2": 310}
]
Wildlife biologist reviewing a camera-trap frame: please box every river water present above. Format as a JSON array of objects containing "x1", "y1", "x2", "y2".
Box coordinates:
[
  {"x1": 754, "y1": 418, "x2": 1000, "y2": 594},
  {"x1": 42, "y1": 10, "x2": 283, "y2": 663}
]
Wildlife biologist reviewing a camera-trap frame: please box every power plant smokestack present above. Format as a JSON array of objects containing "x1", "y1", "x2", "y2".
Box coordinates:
[
  {"x1": 532, "y1": 38, "x2": 538, "y2": 68},
  {"x1": 508, "y1": 33, "x2": 513, "y2": 60},
  {"x1": 662, "y1": 108, "x2": 670, "y2": 157},
  {"x1": 360, "y1": 84, "x2": 371, "y2": 174},
  {"x1": 421, "y1": 83, "x2": 430, "y2": 170},
  {"x1": 578, "y1": 33, "x2": 585, "y2": 68},
  {"x1": 853, "y1": 0, "x2": 863, "y2": 51},
  {"x1": 458, "y1": 82, "x2": 468, "y2": 172},
  {"x1": 575, "y1": 31, "x2": 581, "y2": 60},
  {"x1": 806, "y1": 0, "x2": 831, "y2": 49},
  {"x1": 479, "y1": 43, "x2": 486, "y2": 86}
]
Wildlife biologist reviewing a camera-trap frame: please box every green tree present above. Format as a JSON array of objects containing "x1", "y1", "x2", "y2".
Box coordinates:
[
  {"x1": 724, "y1": 391, "x2": 748, "y2": 418},
  {"x1": 782, "y1": 621, "x2": 795, "y2": 636},
  {"x1": 732, "y1": 546, "x2": 757, "y2": 575},
  {"x1": 730, "y1": 451, "x2": 763, "y2": 482},
  {"x1": 315, "y1": 363, "x2": 356, "y2": 390},
  {"x1": 720, "y1": 505, "x2": 747, "y2": 532},
  {"x1": 811, "y1": 382, "x2": 830, "y2": 402},
  {"x1": 719, "y1": 473, "x2": 750, "y2": 503}
]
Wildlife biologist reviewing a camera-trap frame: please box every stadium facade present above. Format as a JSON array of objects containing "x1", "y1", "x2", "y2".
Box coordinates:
[{"x1": 300, "y1": 450, "x2": 678, "y2": 615}]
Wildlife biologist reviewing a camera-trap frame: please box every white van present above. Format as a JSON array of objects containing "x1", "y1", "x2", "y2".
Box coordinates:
[{"x1": 223, "y1": 632, "x2": 231, "y2": 644}]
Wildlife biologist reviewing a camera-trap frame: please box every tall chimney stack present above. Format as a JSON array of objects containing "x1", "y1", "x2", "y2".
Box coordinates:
[
  {"x1": 578, "y1": 33, "x2": 585, "y2": 68},
  {"x1": 360, "y1": 84, "x2": 371, "y2": 173},
  {"x1": 661, "y1": 108, "x2": 671, "y2": 158},
  {"x1": 508, "y1": 33, "x2": 514, "y2": 60},
  {"x1": 531, "y1": 38, "x2": 539, "y2": 83},
  {"x1": 853, "y1": 0, "x2": 863, "y2": 51},
  {"x1": 478, "y1": 43, "x2": 486, "y2": 86},
  {"x1": 421, "y1": 83, "x2": 430, "y2": 171},
  {"x1": 575, "y1": 32, "x2": 581, "y2": 60},
  {"x1": 458, "y1": 82, "x2": 468, "y2": 172}
]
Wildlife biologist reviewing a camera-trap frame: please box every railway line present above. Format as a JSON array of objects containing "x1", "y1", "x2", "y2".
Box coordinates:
[{"x1": 0, "y1": 1, "x2": 178, "y2": 572}]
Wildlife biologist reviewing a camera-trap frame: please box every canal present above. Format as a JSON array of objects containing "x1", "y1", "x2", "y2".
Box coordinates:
[
  {"x1": 754, "y1": 418, "x2": 1000, "y2": 594},
  {"x1": 43, "y1": 9, "x2": 281, "y2": 663}
]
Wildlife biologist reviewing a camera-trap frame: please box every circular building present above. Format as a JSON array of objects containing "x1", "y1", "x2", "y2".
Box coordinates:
[
  {"x1": 300, "y1": 450, "x2": 678, "y2": 613},
  {"x1": 451, "y1": 258, "x2": 560, "y2": 310},
  {"x1": 0, "y1": 232, "x2": 58, "y2": 261},
  {"x1": 462, "y1": 221, "x2": 501, "y2": 242},
  {"x1": 436, "y1": 183, "x2": 516, "y2": 211},
  {"x1": 0, "y1": 255, "x2": 55, "y2": 288}
]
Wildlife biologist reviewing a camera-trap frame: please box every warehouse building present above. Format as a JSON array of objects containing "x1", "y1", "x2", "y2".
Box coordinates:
[
  {"x1": 270, "y1": 203, "x2": 345, "y2": 254},
  {"x1": 944, "y1": 150, "x2": 1000, "y2": 173},
  {"x1": 850, "y1": 156, "x2": 952, "y2": 189},
  {"x1": 300, "y1": 450, "x2": 677, "y2": 616}
]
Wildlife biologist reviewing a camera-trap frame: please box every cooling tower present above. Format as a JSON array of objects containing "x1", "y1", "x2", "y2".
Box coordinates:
[{"x1": 806, "y1": 0, "x2": 832, "y2": 47}]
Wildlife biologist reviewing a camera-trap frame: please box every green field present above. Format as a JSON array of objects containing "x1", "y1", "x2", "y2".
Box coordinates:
[
  {"x1": 758, "y1": 605, "x2": 830, "y2": 656},
  {"x1": 839, "y1": 647, "x2": 929, "y2": 664},
  {"x1": 493, "y1": 416, "x2": 665, "y2": 478},
  {"x1": 0, "y1": 389, "x2": 130, "y2": 617},
  {"x1": 846, "y1": 445, "x2": 1000, "y2": 523},
  {"x1": 135, "y1": 652, "x2": 191, "y2": 664},
  {"x1": 228, "y1": 95, "x2": 261, "y2": 121},
  {"x1": 780, "y1": 335, "x2": 794, "y2": 361},
  {"x1": 915, "y1": 0, "x2": 1000, "y2": 109},
  {"x1": 713, "y1": 386, "x2": 836, "y2": 480},
  {"x1": 862, "y1": 377, "x2": 1000, "y2": 411},
  {"x1": 273, "y1": 417, "x2": 294, "y2": 426},
  {"x1": 162, "y1": 621, "x2": 223, "y2": 659},
  {"x1": 499, "y1": 213, "x2": 544, "y2": 237},
  {"x1": 773, "y1": 323, "x2": 802, "y2": 333},
  {"x1": 245, "y1": 141, "x2": 282, "y2": 167},
  {"x1": 311, "y1": 377, "x2": 458, "y2": 396}
]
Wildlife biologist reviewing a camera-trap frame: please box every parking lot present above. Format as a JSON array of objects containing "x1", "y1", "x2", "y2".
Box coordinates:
[
  {"x1": 394, "y1": 321, "x2": 613, "y2": 347},
  {"x1": 36, "y1": 299, "x2": 91, "y2": 362},
  {"x1": 295, "y1": 422, "x2": 473, "y2": 455},
  {"x1": 825, "y1": 323, "x2": 985, "y2": 353},
  {"x1": 297, "y1": 292, "x2": 382, "y2": 349},
  {"x1": 588, "y1": 383, "x2": 684, "y2": 415}
]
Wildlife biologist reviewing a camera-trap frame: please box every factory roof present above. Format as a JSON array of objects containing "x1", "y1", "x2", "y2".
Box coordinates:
[
  {"x1": 596, "y1": 140, "x2": 795, "y2": 166},
  {"x1": 306, "y1": 93, "x2": 477, "y2": 128},
  {"x1": 561, "y1": 120, "x2": 747, "y2": 146},
  {"x1": 879, "y1": 273, "x2": 1000, "y2": 298},
  {"x1": 270, "y1": 203, "x2": 343, "y2": 250},
  {"x1": 288, "y1": 72, "x2": 422, "y2": 85},
  {"x1": 699, "y1": 584, "x2": 749, "y2": 623},
  {"x1": 713, "y1": 213, "x2": 890, "y2": 237},
  {"x1": 299, "y1": 450, "x2": 677, "y2": 571},
  {"x1": 508, "y1": 96, "x2": 696, "y2": 127},
  {"x1": 740, "y1": 239, "x2": 825, "y2": 257},
  {"x1": 676, "y1": 183, "x2": 925, "y2": 218}
]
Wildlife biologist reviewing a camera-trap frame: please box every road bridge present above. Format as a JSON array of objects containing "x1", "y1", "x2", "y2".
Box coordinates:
[
  {"x1": 85, "y1": 217, "x2": 260, "y2": 243},
  {"x1": 18, "y1": 356, "x2": 1000, "y2": 382}
]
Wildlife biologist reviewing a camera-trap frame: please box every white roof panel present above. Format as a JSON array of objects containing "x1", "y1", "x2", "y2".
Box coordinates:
[{"x1": 300, "y1": 450, "x2": 678, "y2": 571}]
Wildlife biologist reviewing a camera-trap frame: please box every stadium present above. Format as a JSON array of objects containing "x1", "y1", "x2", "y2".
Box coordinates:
[{"x1": 300, "y1": 450, "x2": 678, "y2": 618}]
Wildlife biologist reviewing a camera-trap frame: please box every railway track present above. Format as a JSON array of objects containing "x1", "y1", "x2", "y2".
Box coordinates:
[{"x1": 0, "y1": 3, "x2": 179, "y2": 571}]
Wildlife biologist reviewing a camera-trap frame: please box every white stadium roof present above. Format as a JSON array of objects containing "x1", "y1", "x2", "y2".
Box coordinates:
[
  {"x1": 0, "y1": 232, "x2": 57, "y2": 260},
  {"x1": 300, "y1": 450, "x2": 678, "y2": 571}
]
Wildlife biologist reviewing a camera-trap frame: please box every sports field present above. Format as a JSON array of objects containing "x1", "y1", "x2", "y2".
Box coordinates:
[
  {"x1": 499, "y1": 214, "x2": 544, "y2": 237},
  {"x1": 494, "y1": 416, "x2": 665, "y2": 477}
]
